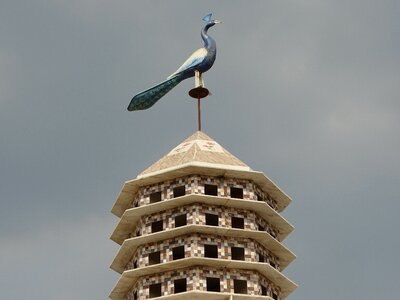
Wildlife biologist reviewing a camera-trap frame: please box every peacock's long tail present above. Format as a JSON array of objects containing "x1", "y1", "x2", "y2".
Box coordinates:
[{"x1": 128, "y1": 75, "x2": 184, "y2": 111}]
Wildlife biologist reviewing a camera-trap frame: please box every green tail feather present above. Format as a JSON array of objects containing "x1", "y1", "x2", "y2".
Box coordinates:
[{"x1": 128, "y1": 75, "x2": 183, "y2": 111}]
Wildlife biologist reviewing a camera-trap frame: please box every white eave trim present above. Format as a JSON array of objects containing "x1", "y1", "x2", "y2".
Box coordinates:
[
  {"x1": 109, "y1": 258, "x2": 297, "y2": 299},
  {"x1": 110, "y1": 225, "x2": 296, "y2": 273},
  {"x1": 110, "y1": 194, "x2": 294, "y2": 245},
  {"x1": 111, "y1": 164, "x2": 292, "y2": 218}
]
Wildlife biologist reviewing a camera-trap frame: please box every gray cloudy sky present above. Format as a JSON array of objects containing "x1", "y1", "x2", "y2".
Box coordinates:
[{"x1": 1, "y1": 1, "x2": 399, "y2": 299}]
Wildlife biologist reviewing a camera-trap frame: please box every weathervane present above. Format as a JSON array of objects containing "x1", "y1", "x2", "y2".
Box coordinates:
[{"x1": 128, "y1": 13, "x2": 221, "y2": 131}]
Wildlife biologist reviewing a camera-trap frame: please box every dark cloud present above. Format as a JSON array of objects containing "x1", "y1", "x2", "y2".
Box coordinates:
[{"x1": 1, "y1": 0, "x2": 399, "y2": 299}]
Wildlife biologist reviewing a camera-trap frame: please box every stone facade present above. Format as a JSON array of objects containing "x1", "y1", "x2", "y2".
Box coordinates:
[
  {"x1": 126, "y1": 233, "x2": 280, "y2": 271},
  {"x1": 130, "y1": 203, "x2": 279, "y2": 240},
  {"x1": 124, "y1": 267, "x2": 281, "y2": 300},
  {"x1": 121, "y1": 176, "x2": 283, "y2": 299},
  {"x1": 130, "y1": 175, "x2": 278, "y2": 211}
]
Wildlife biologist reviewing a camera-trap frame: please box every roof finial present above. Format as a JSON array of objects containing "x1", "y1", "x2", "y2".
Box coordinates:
[{"x1": 189, "y1": 70, "x2": 209, "y2": 131}]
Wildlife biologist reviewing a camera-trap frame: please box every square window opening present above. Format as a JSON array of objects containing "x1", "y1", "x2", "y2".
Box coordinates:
[
  {"x1": 174, "y1": 278, "x2": 187, "y2": 293},
  {"x1": 204, "y1": 184, "x2": 218, "y2": 196},
  {"x1": 149, "y1": 283, "x2": 162, "y2": 298},
  {"x1": 175, "y1": 214, "x2": 187, "y2": 227},
  {"x1": 205, "y1": 213, "x2": 219, "y2": 226},
  {"x1": 258, "y1": 253, "x2": 265, "y2": 263},
  {"x1": 206, "y1": 277, "x2": 220, "y2": 292},
  {"x1": 234, "y1": 279, "x2": 247, "y2": 294},
  {"x1": 149, "y1": 251, "x2": 161, "y2": 265},
  {"x1": 230, "y1": 187, "x2": 243, "y2": 199},
  {"x1": 231, "y1": 217, "x2": 244, "y2": 229},
  {"x1": 150, "y1": 191, "x2": 162, "y2": 203},
  {"x1": 231, "y1": 247, "x2": 245, "y2": 260},
  {"x1": 204, "y1": 244, "x2": 218, "y2": 258},
  {"x1": 173, "y1": 246, "x2": 185, "y2": 260},
  {"x1": 256, "y1": 193, "x2": 263, "y2": 201},
  {"x1": 173, "y1": 186, "x2": 186, "y2": 198},
  {"x1": 261, "y1": 285, "x2": 267, "y2": 296},
  {"x1": 151, "y1": 220, "x2": 163, "y2": 233}
]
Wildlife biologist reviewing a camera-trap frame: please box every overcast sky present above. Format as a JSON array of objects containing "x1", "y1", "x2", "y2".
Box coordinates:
[{"x1": 1, "y1": 1, "x2": 399, "y2": 299}]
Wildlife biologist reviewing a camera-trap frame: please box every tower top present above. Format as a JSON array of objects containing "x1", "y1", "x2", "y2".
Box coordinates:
[
  {"x1": 109, "y1": 131, "x2": 297, "y2": 300},
  {"x1": 139, "y1": 131, "x2": 250, "y2": 177}
]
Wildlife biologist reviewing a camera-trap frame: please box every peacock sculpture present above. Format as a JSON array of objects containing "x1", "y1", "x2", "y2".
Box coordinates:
[{"x1": 128, "y1": 13, "x2": 221, "y2": 111}]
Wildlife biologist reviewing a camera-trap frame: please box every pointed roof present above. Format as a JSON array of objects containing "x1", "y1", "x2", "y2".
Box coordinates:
[
  {"x1": 138, "y1": 131, "x2": 251, "y2": 177},
  {"x1": 111, "y1": 131, "x2": 292, "y2": 217}
]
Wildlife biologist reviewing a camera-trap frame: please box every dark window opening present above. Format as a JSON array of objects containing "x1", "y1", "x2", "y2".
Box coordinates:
[
  {"x1": 133, "y1": 260, "x2": 138, "y2": 269},
  {"x1": 173, "y1": 186, "x2": 186, "y2": 197},
  {"x1": 151, "y1": 220, "x2": 163, "y2": 233},
  {"x1": 149, "y1": 251, "x2": 161, "y2": 265},
  {"x1": 256, "y1": 193, "x2": 263, "y2": 201},
  {"x1": 234, "y1": 279, "x2": 247, "y2": 294},
  {"x1": 136, "y1": 230, "x2": 141, "y2": 237},
  {"x1": 204, "y1": 244, "x2": 218, "y2": 258},
  {"x1": 149, "y1": 283, "x2": 162, "y2": 298},
  {"x1": 231, "y1": 247, "x2": 245, "y2": 260},
  {"x1": 270, "y1": 261, "x2": 276, "y2": 269},
  {"x1": 174, "y1": 278, "x2": 187, "y2": 293},
  {"x1": 230, "y1": 187, "x2": 243, "y2": 199},
  {"x1": 272, "y1": 292, "x2": 278, "y2": 300},
  {"x1": 257, "y1": 224, "x2": 265, "y2": 232},
  {"x1": 173, "y1": 246, "x2": 185, "y2": 260},
  {"x1": 270, "y1": 231, "x2": 277, "y2": 238},
  {"x1": 231, "y1": 217, "x2": 244, "y2": 229},
  {"x1": 133, "y1": 291, "x2": 138, "y2": 300},
  {"x1": 175, "y1": 214, "x2": 187, "y2": 227},
  {"x1": 261, "y1": 285, "x2": 267, "y2": 296},
  {"x1": 150, "y1": 191, "x2": 162, "y2": 203},
  {"x1": 204, "y1": 184, "x2": 218, "y2": 196},
  {"x1": 205, "y1": 213, "x2": 218, "y2": 226},
  {"x1": 206, "y1": 277, "x2": 220, "y2": 292},
  {"x1": 258, "y1": 253, "x2": 265, "y2": 263}
]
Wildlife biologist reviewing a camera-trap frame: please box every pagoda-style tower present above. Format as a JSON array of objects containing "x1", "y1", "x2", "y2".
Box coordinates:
[{"x1": 109, "y1": 131, "x2": 297, "y2": 300}]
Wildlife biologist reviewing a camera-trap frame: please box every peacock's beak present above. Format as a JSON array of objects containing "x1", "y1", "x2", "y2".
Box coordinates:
[{"x1": 214, "y1": 20, "x2": 222, "y2": 24}]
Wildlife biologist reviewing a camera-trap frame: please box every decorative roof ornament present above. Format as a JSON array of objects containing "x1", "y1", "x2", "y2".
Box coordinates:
[{"x1": 128, "y1": 13, "x2": 221, "y2": 130}]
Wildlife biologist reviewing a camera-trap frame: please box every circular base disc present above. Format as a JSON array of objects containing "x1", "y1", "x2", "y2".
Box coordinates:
[{"x1": 189, "y1": 87, "x2": 209, "y2": 99}]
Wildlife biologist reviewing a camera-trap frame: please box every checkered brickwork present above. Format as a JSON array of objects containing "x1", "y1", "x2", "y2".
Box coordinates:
[
  {"x1": 130, "y1": 203, "x2": 279, "y2": 241},
  {"x1": 130, "y1": 175, "x2": 278, "y2": 211},
  {"x1": 124, "y1": 267, "x2": 281, "y2": 300},
  {"x1": 126, "y1": 233, "x2": 279, "y2": 271},
  {"x1": 120, "y1": 176, "x2": 286, "y2": 300}
]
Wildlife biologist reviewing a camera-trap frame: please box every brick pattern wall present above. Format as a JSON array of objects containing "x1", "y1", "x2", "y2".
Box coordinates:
[
  {"x1": 124, "y1": 267, "x2": 281, "y2": 300},
  {"x1": 260, "y1": 276, "x2": 282, "y2": 299},
  {"x1": 130, "y1": 203, "x2": 279, "y2": 240},
  {"x1": 126, "y1": 233, "x2": 279, "y2": 271},
  {"x1": 254, "y1": 185, "x2": 279, "y2": 211},
  {"x1": 130, "y1": 175, "x2": 278, "y2": 211},
  {"x1": 121, "y1": 175, "x2": 284, "y2": 300}
]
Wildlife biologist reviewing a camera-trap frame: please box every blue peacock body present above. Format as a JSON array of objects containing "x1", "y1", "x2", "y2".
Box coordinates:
[{"x1": 128, "y1": 13, "x2": 220, "y2": 111}]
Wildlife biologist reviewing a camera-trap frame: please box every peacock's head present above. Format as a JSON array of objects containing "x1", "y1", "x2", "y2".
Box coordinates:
[{"x1": 202, "y1": 13, "x2": 221, "y2": 28}]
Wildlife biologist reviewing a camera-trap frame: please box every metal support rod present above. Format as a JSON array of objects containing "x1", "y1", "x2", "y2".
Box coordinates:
[{"x1": 197, "y1": 97, "x2": 201, "y2": 131}]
